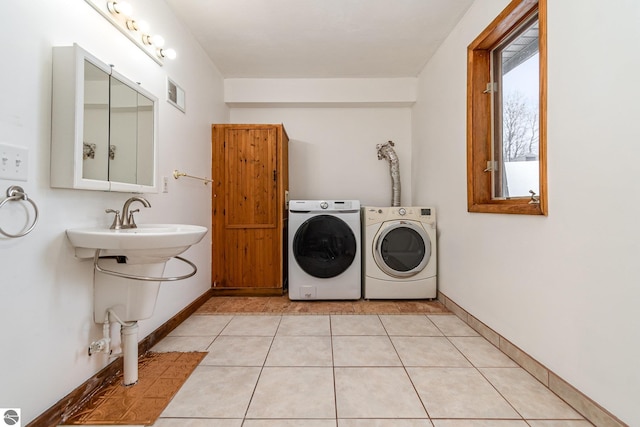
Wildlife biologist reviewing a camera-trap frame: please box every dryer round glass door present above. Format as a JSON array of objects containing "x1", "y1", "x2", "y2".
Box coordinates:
[
  {"x1": 374, "y1": 221, "x2": 431, "y2": 278},
  {"x1": 293, "y1": 215, "x2": 357, "y2": 278}
]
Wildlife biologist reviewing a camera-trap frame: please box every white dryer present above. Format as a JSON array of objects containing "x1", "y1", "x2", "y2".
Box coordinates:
[
  {"x1": 362, "y1": 206, "x2": 437, "y2": 299},
  {"x1": 288, "y1": 200, "x2": 361, "y2": 300}
]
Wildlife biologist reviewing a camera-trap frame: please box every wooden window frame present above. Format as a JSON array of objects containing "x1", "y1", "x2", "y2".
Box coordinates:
[{"x1": 467, "y1": 0, "x2": 547, "y2": 215}]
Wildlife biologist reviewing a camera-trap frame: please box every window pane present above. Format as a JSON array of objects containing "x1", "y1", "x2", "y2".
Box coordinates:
[{"x1": 493, "y1": 17, "x2": 539, "y2": 199}]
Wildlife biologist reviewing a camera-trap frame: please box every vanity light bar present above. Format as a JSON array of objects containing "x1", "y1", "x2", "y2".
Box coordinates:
[{"x1": 84, "y1": 0, "x2": 177, "y2": 65}]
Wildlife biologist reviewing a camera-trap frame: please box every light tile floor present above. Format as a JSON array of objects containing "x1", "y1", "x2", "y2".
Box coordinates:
[{"x1": 152, "y1": 313, "x2": 592, "y2": 427}]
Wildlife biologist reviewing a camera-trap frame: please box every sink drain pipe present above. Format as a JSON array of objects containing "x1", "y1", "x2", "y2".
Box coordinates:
[
  {"x1": 376, "y1": 140, "x2": 401, "y2": 207},
  {"x1": 107, "y1": 309, "x2": 139, "y2": 386}
]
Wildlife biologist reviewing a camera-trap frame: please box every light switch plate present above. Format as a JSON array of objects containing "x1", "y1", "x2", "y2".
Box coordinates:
[{"x1": 0, "y1": 143, "x2": 28, "y2": 181}]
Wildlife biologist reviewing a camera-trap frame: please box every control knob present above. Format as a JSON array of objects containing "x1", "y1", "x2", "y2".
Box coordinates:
[
  {"x1": 320, "y1": 201, "x2": 329, "y2": 209},
  {"x1": 398, "y1": 207, "x2": 407, "y2": 215}
]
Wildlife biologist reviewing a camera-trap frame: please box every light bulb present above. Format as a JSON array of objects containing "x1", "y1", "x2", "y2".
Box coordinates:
[
  {"x1": 137, "y1": 20, "x2": 150, "y2": 33},
  {"x1": 158, "y1": 48, "x2": 177, "y2": 60},
  {"x1": 152, "y1": 35, "x2": 165, "y2": 48},
  {"x1": 107, "y1": 1, "x2": 132, "y2": 17},
  {"x1": 118, "y1": 2, "x2": 133, "y2": 16},
  {"x1": 126, "y1": 19, "x2": 150, "y2": 32},
  {"x1": 142, "y1": 34, "x2": 164, "y2": 47}
]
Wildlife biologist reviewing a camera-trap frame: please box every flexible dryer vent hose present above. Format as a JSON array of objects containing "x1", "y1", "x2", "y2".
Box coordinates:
[{"x1": 376, "y1": 140, "x2": 401, "y2": 207}]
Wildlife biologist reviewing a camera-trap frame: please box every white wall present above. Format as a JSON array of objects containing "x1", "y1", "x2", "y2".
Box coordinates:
[
  {"x1": 0, "y1": 0, "x2": 226, "y2": 423},
  {"x1": 225, "y1": 78, "x2": 417, "y2": 106},
  {"x1": 412, "y1": 0, "x2": 640, "y2": 425},
  {"x1": 230, "y1": 107, "x2": 412, "y2": 206}
]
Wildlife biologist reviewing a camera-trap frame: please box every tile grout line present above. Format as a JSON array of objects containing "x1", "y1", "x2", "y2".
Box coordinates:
[
  {"x1": 380, "y1": 313, "x2": 434, "y2": 421},
  {"x1": 330, "y1": 315, "x2": 339, "y2": 423},
  {"x1": 239, "y1": 314, "x2": 281, "y2": 423},
  {"x1": 439, "y1": 291, "x2": 623, "y2": 427},
  {"x1": 437, "y1": 323, "x2": 529, "y2": 423}
]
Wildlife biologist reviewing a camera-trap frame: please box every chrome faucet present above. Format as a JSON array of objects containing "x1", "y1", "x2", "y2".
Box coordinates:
[
  {"x1": 106, "y1": 197, "x2": 151, "y2": 229},
  {"x1": 122, "y1": 197, "x2": 151, "y2": 229}
]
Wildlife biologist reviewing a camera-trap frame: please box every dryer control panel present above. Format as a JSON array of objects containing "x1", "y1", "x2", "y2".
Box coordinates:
[{"x1": 362, "y1": 206, "x2": 436, "y2": 226}]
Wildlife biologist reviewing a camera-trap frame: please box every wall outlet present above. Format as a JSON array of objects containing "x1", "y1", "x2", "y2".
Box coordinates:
[
  {"x1": 162, "y1": 176, "x2": 169, "y2": 193},
  {"x1": 0, "y1": 143, "x2": 28, "y2": 181}
]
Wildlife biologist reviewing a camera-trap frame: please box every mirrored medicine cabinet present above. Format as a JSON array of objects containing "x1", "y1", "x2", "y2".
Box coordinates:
[{"x1": 51, "y1": 44, "x2": 158, "y2": 192}]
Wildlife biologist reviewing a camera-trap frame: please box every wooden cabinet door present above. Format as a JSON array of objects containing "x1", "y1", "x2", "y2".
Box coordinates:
[
  {"x1": 225, "y1": 127, "x2": 277, "y2": 229},
  {"x1": 212, "y1": 124, "x2": 286, "y2": 293}
]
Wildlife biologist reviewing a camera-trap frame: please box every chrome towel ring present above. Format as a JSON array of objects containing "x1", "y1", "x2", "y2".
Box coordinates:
[{"x1": 0, "y1": 185, "x2": 39, "y2": 238}]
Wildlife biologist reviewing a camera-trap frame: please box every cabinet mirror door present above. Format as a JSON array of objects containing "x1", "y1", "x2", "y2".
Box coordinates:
[
  {"x1": 109, "y1": 75, "x2": 139, "y2": 185},
  {"x1": 82, "y1": 60, "x2": 109, "y2": 181},
  {"x1": 136, "y1": 92, "x2": 154, "y2": 186}
]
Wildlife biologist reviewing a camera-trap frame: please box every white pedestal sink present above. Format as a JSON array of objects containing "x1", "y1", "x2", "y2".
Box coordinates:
[
  {"x1": 66, "y1": 223, "x2": 207, "y2": 385},
  {"x1": 67, "y1": 223, "x2": 208, "y2": 320},
  {"x1": 67, "y1": 223, "x2": 208, "y2": 260}
]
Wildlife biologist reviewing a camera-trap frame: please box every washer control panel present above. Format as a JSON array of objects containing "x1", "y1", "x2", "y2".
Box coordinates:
[{"x1": 290, "y1": 200, "x2": 361, "y2": 213}]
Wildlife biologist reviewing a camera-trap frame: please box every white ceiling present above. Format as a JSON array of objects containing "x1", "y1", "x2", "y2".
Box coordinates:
[{"x1": 164, "y1": 0, "x2": 474, "y2": 78}]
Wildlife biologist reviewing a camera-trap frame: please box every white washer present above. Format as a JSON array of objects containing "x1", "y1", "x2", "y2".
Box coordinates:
[
  {"x1": 288, "y1": 200, "x2": 361, "y2": 300},
  {"x1": 363, "y1": 206, "x2": 437, "y2": 299}
]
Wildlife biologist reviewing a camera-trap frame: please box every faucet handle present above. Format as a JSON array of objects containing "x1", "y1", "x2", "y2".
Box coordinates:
[
  {"x1": 127, "y1": 209, "x2": 140, "y2": 228},
  {"x1": 105, "y1": 209, "x2": 122, "y2": 230}
]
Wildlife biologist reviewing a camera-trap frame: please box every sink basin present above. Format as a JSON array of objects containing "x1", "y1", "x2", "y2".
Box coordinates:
[{"x1": 67, "y1": 224, "x2": 208, "y2": 261}]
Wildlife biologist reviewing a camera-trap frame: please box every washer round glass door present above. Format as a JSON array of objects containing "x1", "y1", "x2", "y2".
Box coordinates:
[
  {"x1": 374, "y1": 221, "x2": 431, "y2": 278},
  {"x1": 293, "y1": 215, "x2": 357, "y2": 278}
]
